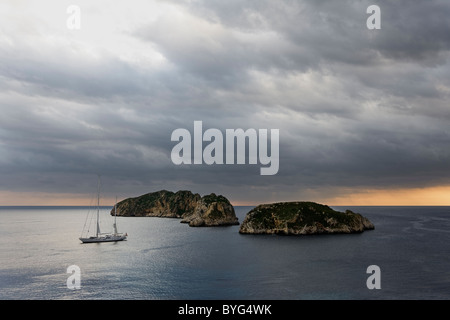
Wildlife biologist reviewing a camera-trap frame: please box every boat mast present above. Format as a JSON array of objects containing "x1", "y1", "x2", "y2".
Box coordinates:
[
  {"x1": 113, "y1": 196, "x2": 118, "y2": 235},
  {"x1": 96, "y1": 175, "x2": 101, "y2": 237}
]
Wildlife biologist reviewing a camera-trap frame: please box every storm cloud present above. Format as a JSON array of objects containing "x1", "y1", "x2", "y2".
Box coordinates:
[{"x1": 0, "y1": 0, "x2": 449, "y2": 204}]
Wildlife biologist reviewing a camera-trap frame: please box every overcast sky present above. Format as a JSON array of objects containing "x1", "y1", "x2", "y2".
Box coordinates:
[{"x1": 1, "y1": 0, "x2": 450, "y2": 205}]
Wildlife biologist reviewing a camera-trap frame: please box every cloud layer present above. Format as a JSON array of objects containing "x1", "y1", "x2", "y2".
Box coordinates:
[{"x1": 1, "y1": 0, "x2": 450, "y2": 204}]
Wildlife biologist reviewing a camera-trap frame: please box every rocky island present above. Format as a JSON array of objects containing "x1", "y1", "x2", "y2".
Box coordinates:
[
  {"x1": 239, "y1": 201, "x2": 374, "y2": 235},
  {"x1": 111, "y1": 190, "x2": 239, "y2": 227}
]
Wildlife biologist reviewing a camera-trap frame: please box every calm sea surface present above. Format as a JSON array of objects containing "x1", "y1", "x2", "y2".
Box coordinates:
[{"x1": 0, "y1": 206, "x2": 449, "y2": 300}]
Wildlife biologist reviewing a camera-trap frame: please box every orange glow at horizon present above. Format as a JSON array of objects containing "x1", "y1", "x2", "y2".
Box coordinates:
[
  {"x1": 323, "y1": 186, "x2": 450, "y2": 206},
  {"x1": 0, "y1": 191, "x2": 119, "y2": 207},
  {"x1": 1, "y1": 186, "x2": 450, "y2": 207},
  {"x1": 231, "y1": 186, "x2": 450, "y2": 206}
]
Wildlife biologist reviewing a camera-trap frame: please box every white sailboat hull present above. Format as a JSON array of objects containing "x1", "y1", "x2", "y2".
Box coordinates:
[{"x1": 79, "y1": 234, "x2": 127, "y2": 243}]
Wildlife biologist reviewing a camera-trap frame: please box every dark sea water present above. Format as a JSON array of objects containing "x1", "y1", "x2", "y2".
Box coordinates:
[{"x1": 0, "y1": 206, "x2": 449, "y2": 300}]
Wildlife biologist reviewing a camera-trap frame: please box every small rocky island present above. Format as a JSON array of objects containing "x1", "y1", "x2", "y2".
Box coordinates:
[
  {"x1": 111, "y1": 190, "x2": 239, "y2": 227},
  {"x1": 239, "y1": 201, "x2": 374, "y2": 235}
]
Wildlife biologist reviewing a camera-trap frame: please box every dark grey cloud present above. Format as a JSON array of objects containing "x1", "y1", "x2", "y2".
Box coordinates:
[
  {"x1": 371, "y1": 0, "x2": 450, "y2": 64},
  {"x1": 172, "y1": 0, "x2": 450, "y2": 66},
  {"x1": 0, "y1": 0, "x2": 450, "y2": 204}
]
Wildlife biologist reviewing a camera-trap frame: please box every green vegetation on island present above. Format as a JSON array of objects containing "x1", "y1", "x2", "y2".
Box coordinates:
[
  {"x1": 239, "y1": 201, "x2": 374, "y2": 235},
  {"x1": 112, "y1": 190, "x2": 239, "y2": 227}
]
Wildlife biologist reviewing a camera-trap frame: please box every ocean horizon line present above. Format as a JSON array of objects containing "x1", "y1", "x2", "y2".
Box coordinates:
[{"x1": 1, "y1": 204, "x2": 450, "y2": 208}]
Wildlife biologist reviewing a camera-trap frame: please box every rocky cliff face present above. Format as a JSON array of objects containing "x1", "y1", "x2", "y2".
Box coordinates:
[
  {"x1": 181, "y1": 194, "x2": 239, "y2": 227},
  {"x1": 239, "y1": 202, "x2": 374, "y2": 235},
  {"x1": 112, "y1": 190, "x2": 238, "y2": 227}
]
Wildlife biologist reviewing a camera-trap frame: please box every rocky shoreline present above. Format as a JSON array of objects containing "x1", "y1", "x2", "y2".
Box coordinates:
[{"x1": 111, "y1": 190, "x2": 239, "y2": 227}]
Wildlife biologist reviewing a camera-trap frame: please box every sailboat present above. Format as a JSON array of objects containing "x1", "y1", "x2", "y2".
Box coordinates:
[{"x1": 79, "y1": 177, "x2": 127, "y2": 243}]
